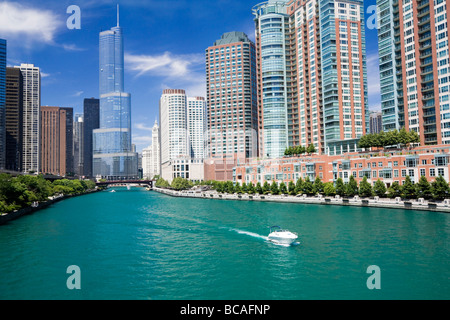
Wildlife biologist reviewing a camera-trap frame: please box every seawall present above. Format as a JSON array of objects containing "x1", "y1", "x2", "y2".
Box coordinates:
[
  {"x1": 0, "y1": 189, "x2": 100, "y2": 226},
  {"x1": 153, "y1": 187, "x2": 450, "y2": 213}
]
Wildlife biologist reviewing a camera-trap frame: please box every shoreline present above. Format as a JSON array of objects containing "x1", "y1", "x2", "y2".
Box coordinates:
[
  {"x1": 0, "y1": 189, "x2": 100, "y2": 226},
  {"x1": 153, "y1": 187, "x2": 450, "y2": 213}
]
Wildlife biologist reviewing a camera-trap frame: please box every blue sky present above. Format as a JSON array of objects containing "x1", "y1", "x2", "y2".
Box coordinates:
[{"x1": 0, "y1": 0, "x2": 380, "y2": 152}]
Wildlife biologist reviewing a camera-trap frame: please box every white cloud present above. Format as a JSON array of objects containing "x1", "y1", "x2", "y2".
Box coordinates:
[
  {"x1": 135, "y1": 123, "x2": 154, "y2": 131},
  {"x1": 366, "y1": 53, "x2": 381, "y2": 97},
  {"x1": 0, "y1": 2, "x2": 64, "y2": 46},
  {"x1": 40, "y1": 72, "x2": 51, "y2": 78},
  {"x1": 72, "y1": 91, "x2": 84, "y2": 97}
]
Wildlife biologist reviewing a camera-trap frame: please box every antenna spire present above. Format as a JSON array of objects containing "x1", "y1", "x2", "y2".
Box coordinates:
[{"x1": 117, "y1": 4, "x2": 120, "y2": 27}]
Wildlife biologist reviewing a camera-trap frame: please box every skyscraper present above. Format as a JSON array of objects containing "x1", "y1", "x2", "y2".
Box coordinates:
[
  {"x1": 252, "y1": 0, "x2": 368, "y2": 157},
  {"x1": 73, "y1": 114, "x2": 84, "y2": 177},
  {"x1": 5, "y1": 67, "x2": 23, "y2": 171},
  {"x1": 204, "y1": 32, "x2": 258, "y2": 181},
  {"x1": 40, "y1": 106, "x2": 73, "y2": 176},
  {"x1": 0, "y1": 39, "x2": 6, "y2": 169},
  {"x1": 159, "y1": 89, "x2": 205, "y2": 182},
  {"x1": 16, "y1": 64, "x2": 41, "y2": 173},
  {"x1": 83, "y1": 98, "x2": 99, "y2": 178},
  {"x1": 377, "y1": 0, "x2": 450, "y2": 145},
  {"x1": 93, "y1": 7, "x2": 138, "y2": 180}
]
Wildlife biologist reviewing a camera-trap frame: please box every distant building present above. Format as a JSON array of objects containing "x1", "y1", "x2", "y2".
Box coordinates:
[
  {"x1": 159, "y1": 89, "x2": 205, "y2": 182},
  {"x1": 142, "y1": 120, "x2": 160, "y2": 180},
  {"x1": 16, "y1": 64, "x2": 41, "y2": 173},
  {"x1": 83, "y1": 98, "x2": 99, "y2": 178},
  {"x1": 5, "y1": 67, "x2": 23, "y2": 171},
  {"x1": 0, "y1": 39, "x2": 6, "y2": 169},
  {"x1": 369, "y1": 112, "x2": 382, "y2": 134},
  {"x1": 40, "y1": 106, "x2": 73, "y2": 176},
  {"x1": 73, "y1": 114, "x2": 84, "y2": 177}
]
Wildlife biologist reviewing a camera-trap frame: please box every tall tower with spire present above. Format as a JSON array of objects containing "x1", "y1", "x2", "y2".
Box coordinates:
[{"x1": 92, "y1": 6, "x2": 138, "y2": 180}]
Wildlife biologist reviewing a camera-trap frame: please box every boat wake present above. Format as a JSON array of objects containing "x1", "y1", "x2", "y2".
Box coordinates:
[{"x1": 225, "y1": 228, "x2": 268, "y2": 241}]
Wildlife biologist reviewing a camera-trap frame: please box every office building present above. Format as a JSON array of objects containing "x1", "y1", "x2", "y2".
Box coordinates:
[
  {"x1": 83, "y1": 98, "x2": 99, "y2": 178},
  {"x1": 369, "y1": 112, "x2": 382, "y2": 134},
  {"x1": 159, "y1": 89, "x2": 205, "y2": 182},
  {"x1": 0, "y1": 39, "x2": 6, "y2": 169},
  {"x1": 93, "y1": 8, "x2": 138, "y2": 180},
  {"x1": 16, "y1": 64, "x2": 41, "y2": 173},
  {"x1": 204, "y1": 31, "x2": 258, "y2": 181},
  {"x1": 377, "y1": 0, "x2": 450, "y2": 145},
  {"x1": 40, "y1": 106, "x2": 73, "y2": 176},
  {"x1": 73, "y1": 114, "x2": 84, "y2": 177},
  {"x1": 5, "y1": 67, "x2": 23, "y2": 171},
  {"x1": 252, "y1": 0, "x2": 369, "y2": 157}
]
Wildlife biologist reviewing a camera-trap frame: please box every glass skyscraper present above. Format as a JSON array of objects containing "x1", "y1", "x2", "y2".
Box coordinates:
[{"x1": 93, "y1": 9, "x2": 138, "y2": 180}]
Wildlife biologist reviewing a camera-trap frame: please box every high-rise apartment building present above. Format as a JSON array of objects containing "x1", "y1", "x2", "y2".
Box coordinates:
[
  {"x1": 73, "y1": 114, "x2": 84, "y2": 177},
  {"x1": 142, "y1": 120, "x2": 160, "y2": 180},
  {"x1": 40, "y1": 106, "x2": 73, "y2": 176},
  {"x1": 5, "y1": 67, "x2": 23, "y2": 171},
  {"x1": 159, "y1": 89, "x2": 205, "y2": 182},
  {"x1": 16, "y1": 64, "x2": 41, "y2": 173},
  {"x1": 377, "y1": 0, "x2": 450, "y2": 145},
  {"x1": 93, "y1": 9, "x2": 138, "y2": 180},
  {"x1": 204, "y1": 32, "x2": 258, "y2": 181},
  {"x1": 369, "y1": 111, "x2": 382, "y2": 134},
  {"x1": 0, "y1": 39, "x2": 6, "y2": 169},
  {"x1": 252, "y1": 0, "x2": 368, "y2": 157},
  {"x1": 83, "y1": 98, "x2": 99, "y2": 178}
]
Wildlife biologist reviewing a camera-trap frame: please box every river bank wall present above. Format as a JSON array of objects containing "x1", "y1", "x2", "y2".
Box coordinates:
[
  {"x1": 153, "y1": 187, "x2": 450, "y2": 213},
  {"x1": 0, "y1": 189, "x2": 100, "y2": 226}
]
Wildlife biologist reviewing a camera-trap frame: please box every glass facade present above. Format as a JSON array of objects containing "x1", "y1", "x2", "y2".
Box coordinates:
[{"x1": 93, "y1": 21, "x2": 138, "y2": 180}]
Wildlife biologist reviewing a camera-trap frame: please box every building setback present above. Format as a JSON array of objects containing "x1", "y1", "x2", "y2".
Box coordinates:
[
  {"x1": 252, "y1": 0, "x2": 368, "y2": 158},
  {"x1": 73, "y1": 114, "x2": 84, "y2": 177},
  {"x1": 204, "y1": 31, "x2": 258, "y2": 181},
  {"x1": 5, "y1": 67, "x2": 23, "y2": 171},
  {"x1": 40, "y1": 106, "x2": 73, "y2": 176},
  {"x1": 377, "y1": 0, "x2": 450, "y2": 145}
]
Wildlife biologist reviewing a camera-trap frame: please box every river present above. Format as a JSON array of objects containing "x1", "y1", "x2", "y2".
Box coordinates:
[{"x1": 0, "y1": 187, "x2": 448, "y2": 300}]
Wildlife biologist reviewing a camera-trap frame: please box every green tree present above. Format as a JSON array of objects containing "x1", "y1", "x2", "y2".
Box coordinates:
[
  {"x1": 288, "y1": 181, "x2": 296, "y2": 195},
  {"x1": 431, "y1": 175, "x2": 450, "y2": 200},
  {"x1": 225, "y1": 181, "x2": 234, "y2": 194},
  {"x1": 295, "y1": 177, "x2": 304, "y2": 195},
  {"x1": 387, "y1": 181, "x2": 402, "y2": 198},
  {"x1": 241, "y1": 182, "x2": 248, "y2": 193},
  {"x1": 373, "y1": 179, "x2": 387, "y2": 198},
  {"x1": 256, "y1": 182, "x2": 263, "y2": 195},
  {"x1": 346, "y1": 175, "x2": 359, "y2": 197},
  {"x1": 234, "y1": 182, "x2": 242, "y2": 194},
  {"x1": 416, "y1": 175, "x2": 432, "y2": 199},
  {"x1": 335, "y1": 178, "x2": 346, "y2": 197},
  {"x1": 302, "y1": 176, "x2": 315, "y2": 196},
  {"x1": 262, "y1": 181, "x2": 271, "y2": 194},
  {"x1": 324, "y1": 182, "x2": 336, "y2": 197},
  {"x1": 270, "y1": 181, "x2": 280, "y2": 195},
  {"x1": 247, "y1": 182, "x2": 255, "y2": 195},
  {"x1": 306, "y1": 143, "x2": 316, "y2": 154},
  {"x1": 279, "y1": 182, "x2": 288, "y2": 195},
  {"x1": 402, "y1": 176, "x2": 416, "y2": 199},
  {"x1": 313, "y1": 177, "x2": 324, "y2": 195},
  {"x1": 155, "y1": 177, "x2": 170, "y2": 188},
  {"x1": 359, "y1": 176, "x2": 373, "y2": 197},
  {"x1": 171, "y1": 177, "x2": 193, "y2": 191}
]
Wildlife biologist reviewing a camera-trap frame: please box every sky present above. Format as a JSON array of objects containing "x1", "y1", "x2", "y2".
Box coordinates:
[{"x1": 0, "y1": 0, "x2": 381, "y2": 152}]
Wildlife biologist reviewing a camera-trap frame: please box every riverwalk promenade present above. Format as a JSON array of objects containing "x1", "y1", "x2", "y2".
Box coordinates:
[{"x1": 154, "y1": 187, "x2": 450, "y2": 213}]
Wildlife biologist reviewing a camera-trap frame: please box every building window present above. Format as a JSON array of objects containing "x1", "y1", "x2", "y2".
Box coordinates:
[
  {"x1": 420, "y1": 169, "x2": 426, "y2": 177},
  {"x1": 430, "y1": 168, "x2": 436, "y2": 177}
]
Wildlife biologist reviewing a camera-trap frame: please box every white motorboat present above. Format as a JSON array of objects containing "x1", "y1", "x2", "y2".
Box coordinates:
[{"x1": 268, "y1": 226, "x2": 298, "y2": 245}]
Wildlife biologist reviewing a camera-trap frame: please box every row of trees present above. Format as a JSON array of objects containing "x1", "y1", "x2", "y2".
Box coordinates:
[
  {"x1": 212, "y1": 175, "x2": 450, "y2": 201},
  {"x1": 155, "y1": 176, "x2": 195, "y2": 191},
  {"x1": 284, "y1": 144, "x2": 317, "y2": 156},
  {"x1": 358, "y1": 128, "x2": 420, "y2": 149},
  {"x1": 0, "y1": 174, "x2": 97, "y2": 214}
]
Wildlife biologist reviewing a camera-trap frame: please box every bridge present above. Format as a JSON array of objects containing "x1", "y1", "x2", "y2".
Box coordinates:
[{"x1": 96, "y1": 180, "x2": 155, "y2": 188}]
